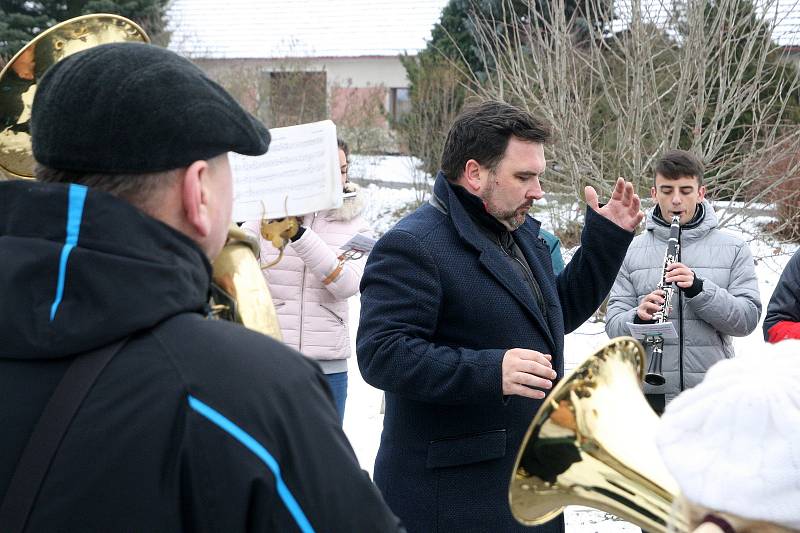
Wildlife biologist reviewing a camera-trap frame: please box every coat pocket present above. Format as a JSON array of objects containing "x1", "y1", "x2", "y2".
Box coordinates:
[
  {"x1": 426, "y1": 429, "x2": 507, "y2": 469},
  {"x1": 319, "y1": 304, "x2": 344, "y2": 325}
]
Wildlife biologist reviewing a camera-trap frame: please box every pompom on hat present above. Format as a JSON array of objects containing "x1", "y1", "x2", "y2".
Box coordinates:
[
  {"x1": 30, "y1": 42, "x2": 270, "y2": 174},
  {"x1": 656, "y1": 341, "x2": 800, "y2": 530}
]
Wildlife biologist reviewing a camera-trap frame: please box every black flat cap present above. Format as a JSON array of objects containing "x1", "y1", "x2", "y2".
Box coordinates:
[{"x1": 31, "y1": 42, "x2": 270, "y2": 173}]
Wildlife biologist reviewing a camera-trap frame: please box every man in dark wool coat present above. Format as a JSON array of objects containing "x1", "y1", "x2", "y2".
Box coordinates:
[{"x1": 357, "y1": 101, "x2": 644, "y2": 532}]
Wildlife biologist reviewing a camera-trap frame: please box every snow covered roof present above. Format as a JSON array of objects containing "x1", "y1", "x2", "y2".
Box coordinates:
[
  {"x1": 612, "y1": 0, "x2": 800, "y2": 47},
  {"x1": 752, "y1": 0, "x2": 800, "y2": 47},
  {"x1": 165, "y1": 0, "x2": 800, "y2": 60},
  {"x1": 165, "y1": 0, "x2": 450, "y2": 59}
]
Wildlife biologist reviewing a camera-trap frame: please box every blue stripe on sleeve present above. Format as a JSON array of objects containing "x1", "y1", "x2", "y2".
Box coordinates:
[
  {"x1": 187, "y1": 395, "x2": 315, "y2": 533},
  {"x1": 50, "y1": 184, "x2": 88, "y2": 321}
]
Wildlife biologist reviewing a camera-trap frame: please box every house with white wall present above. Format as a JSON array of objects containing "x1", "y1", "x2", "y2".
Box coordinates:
[{"x1": 166, "y1": 0, "x2": 449, "y2": 150}]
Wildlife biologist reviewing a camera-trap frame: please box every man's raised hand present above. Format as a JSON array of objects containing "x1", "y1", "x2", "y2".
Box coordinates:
[{"x1": 585, "y1": 177, "x2": 644, "y2": 232}]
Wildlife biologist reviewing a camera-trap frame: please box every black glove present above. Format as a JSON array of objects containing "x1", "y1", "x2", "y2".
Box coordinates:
[
  {"x1": 682, "y1": 271, "x2": 704, "y2": 298},
  {"x1": 290, "y1": 225, "x2": 306, "y2": 242}
]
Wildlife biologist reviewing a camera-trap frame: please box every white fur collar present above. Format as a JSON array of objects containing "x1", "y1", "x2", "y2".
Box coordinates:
[{"x1": 325, "y1": 182, "x2": 365, "y2": 221}]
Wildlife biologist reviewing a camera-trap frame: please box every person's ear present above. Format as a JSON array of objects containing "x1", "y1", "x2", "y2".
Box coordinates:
[
  {"x1": 698, "y1": 185, "x2": 706, "y2": 201},
  {"x1": 650, "y1": 186, "x2": 657, "y2": 202},
  {"x1": 181, "y1": 160, "x2": 212, "y2": 238},
  {"x1": 463, "y1": 159, "x2": 483, "y2": 192}
]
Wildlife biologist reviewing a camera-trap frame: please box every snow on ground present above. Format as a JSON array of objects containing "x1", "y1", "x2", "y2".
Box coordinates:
[
  {"x1": 357, "y1": 184, "x2": 421, "y2": 236},
  {"x1": 350, "y1": 155, "x2": 430, "y2": 185},
  {"x1": 342, "y1": 155, "x2": 797, "y2": 532}
]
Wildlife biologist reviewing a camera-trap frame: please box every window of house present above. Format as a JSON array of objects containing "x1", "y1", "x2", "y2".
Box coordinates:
[{"x1": 388, "y1": 87, "x2": 411, "y2": 122}]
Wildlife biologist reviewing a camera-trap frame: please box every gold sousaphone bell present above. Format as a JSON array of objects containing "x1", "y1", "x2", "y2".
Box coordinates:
[
  {"x1": 0, "y1": 14, "x2": 282, "y2": 340},
  {"x1": 0, "y1": 14, "x2": 149, "y2": 179},
  {"x1": 509, "y1": 337, "x2": 687, "y2": 533}
]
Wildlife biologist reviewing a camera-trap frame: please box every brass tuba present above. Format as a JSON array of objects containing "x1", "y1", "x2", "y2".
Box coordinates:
[
  {"x1": 0, "y1": 14, "x2": 150, "y2": 179},
  {"x1": 211, "y1": 225, "x2": 282, "y2": 340},
  {"x1": 0, "y1": 14, "x2": 282, "y2": 340},
  {"x1": 509, "y1": 337, "x2": 687, "y2": 533}
]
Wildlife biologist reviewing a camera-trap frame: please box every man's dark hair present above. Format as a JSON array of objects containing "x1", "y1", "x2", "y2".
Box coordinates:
[
  {"x1": 35, "y1": 163, "x2": 180, "y2": 214},
  {"x1": 440, "y1": 101, "x2": 550, "y2": 182},
  {"x1": 337, "y1": 138, "x2": 349, "y2": 159},
  {"x1": 654, "y1": 149, "x2": 704, "y2": 185}
]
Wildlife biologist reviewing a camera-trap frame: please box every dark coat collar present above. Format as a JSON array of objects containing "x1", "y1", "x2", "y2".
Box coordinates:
[
  {"x1": 432, "y1": 172, "x2": 544, "y2": 242},
  {"x1": 432, "y1": 172, "x2": 557, "y2": 352}
]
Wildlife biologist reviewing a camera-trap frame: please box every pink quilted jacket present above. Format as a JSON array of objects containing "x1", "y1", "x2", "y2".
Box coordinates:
[{"x1": 242, "y1": 188, "x2": 370, "y2": 372}]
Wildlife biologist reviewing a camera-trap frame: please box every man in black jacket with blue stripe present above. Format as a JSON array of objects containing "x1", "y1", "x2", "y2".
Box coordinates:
[
  {"x1": 0, "y1": 42, "x2": 401, "y2": 532},
  {"x1": 357, "y1": 101, "x2": 643, "y2": 532}
]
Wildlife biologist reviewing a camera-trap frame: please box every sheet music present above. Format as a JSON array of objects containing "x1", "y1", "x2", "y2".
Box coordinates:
[
  {"x1": 341, "y1": 233, "x2": 377, "y2": 254},
  {"x1": 230, "y1": 120, "x2": 342, "y2": 222},
  {"x1": 626, "y1": 322, "x2": 679, "y2": 340}
]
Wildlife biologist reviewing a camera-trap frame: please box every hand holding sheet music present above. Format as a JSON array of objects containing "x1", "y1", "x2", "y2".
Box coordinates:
[{"x1": 341, "y1": 233, "x2": 377, "y2": 255}]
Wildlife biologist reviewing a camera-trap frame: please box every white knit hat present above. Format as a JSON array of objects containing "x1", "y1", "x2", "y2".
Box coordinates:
[{"x1": 656, "y1": 341, "x2": 800, "y2": 530}]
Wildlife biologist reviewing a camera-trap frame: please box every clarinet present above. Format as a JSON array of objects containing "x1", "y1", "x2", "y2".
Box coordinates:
[{"x1": 644, "y1": 214, "x2": 681, "y2": 386}]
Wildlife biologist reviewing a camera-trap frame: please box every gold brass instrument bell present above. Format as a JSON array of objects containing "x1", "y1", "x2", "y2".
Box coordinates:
[
  {"x1": 259, "y1": 215, "x2": 300, "y2": 269},
  {"x1": 509, "y1": 337, "x2": 687, "y2": 533},
  {"x1": 0, "y1": 14, "x2": 283, "y2": 340},
  {"x1": 210, "y1": 225, "x2": 283, "y2": 340},
  {"x1": 0, "y1": 14, "x2": 149, "y2": 180}
]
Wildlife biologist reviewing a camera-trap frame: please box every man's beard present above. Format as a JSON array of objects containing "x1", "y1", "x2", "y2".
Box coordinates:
[{"x1": 482, "y1": 180, "x2": 531, "y2": 230}]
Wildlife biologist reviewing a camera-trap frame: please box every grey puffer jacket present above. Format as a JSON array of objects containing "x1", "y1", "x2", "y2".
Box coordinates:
[{"x1": 605, "y1": 201, "x2": 761, "y2": 400}]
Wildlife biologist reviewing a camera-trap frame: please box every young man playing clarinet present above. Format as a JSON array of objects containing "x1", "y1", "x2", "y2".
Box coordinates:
[{"x1": 605, "y1": 149, "x2": 761, "y2": 414}]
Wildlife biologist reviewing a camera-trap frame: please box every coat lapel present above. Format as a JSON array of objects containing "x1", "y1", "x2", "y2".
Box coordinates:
[
  {"x1": 476, "y1": 246, "x2": 557, "y2": 353},
  {"x1": 435, "y1": 174, "x2": 557, "y2": 352}
]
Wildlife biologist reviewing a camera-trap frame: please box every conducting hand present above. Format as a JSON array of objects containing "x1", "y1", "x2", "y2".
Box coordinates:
[
  {"x1": 585, "y1": 177, "x2": 644, "y2": 232},
  {"x1": 502, "y1": 348, "x2": 557, "y2": 399},
  {"x1": 637, "y1": 289, "x2": 666, "y2": 321},
  {"x1": 664, "y1": 262, "x2": 694, "y2": 288}
]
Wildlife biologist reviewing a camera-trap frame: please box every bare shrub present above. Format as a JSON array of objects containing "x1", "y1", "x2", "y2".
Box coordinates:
[
  {"x1": 195, "y1": 59, "x2": 265, "y2": 119},
  {"x1": 330, "y1": 82, "x2": 395, "y2": 154},
  {"x1": 395, "y1": 54, "x2": 466, "y2": 180},
  {"x1": 750, "y1": 136, "x2": 800, "y2": 242},
  {"x1": 464, "y1": 0, "x2": 800, "y2": 237}
]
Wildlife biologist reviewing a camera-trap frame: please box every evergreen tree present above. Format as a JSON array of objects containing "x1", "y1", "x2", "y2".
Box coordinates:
[
  {"x1": 427, "y1": 0, "x2": 612, "y2": 76},
  {"x1": 676, "y1": 0, "x2": 800, "y2": 197},
  {"x1": 0, "y1": 0, "x2": 169, "y2": 62}
]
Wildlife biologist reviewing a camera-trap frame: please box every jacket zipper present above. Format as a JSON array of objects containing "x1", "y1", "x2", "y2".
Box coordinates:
[
  {"x1": 320, "y1": 304, "x2": 345, "y2": 325},
  {"x1": 678, "y1": 291, "x2": 684, "y2": 391},
  {"x1": 298, "y1": 212, "x2": 317, "y2": 351},
  {"x1": 677, "y1": 240, "x2": 684, "y2": 392}
]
